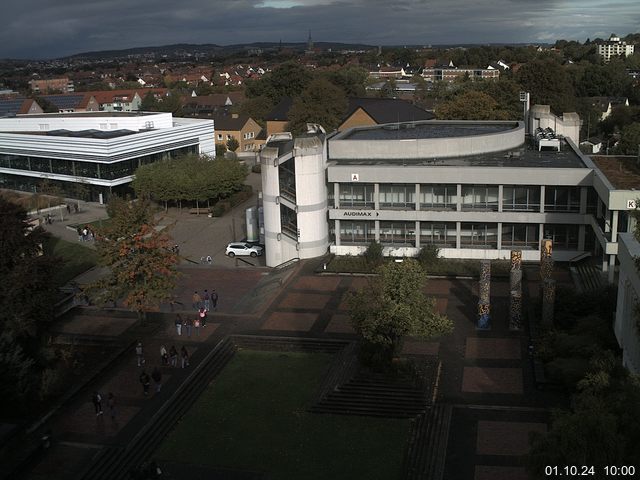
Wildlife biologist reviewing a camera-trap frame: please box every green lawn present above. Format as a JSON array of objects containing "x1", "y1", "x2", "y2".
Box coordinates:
[
  {"x1": 43, "y1": 236, "x2": 98, "y2": 286},
  {"x1": 156, "y1": 350, "x2": 410, "y2": 480}
]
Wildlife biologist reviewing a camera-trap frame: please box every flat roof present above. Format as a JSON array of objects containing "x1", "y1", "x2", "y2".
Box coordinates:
[
  {"x1": 591, "y1": 155, "x2": 640, "y2": 189},
  {"x1": 19, "y1": 112, "x2": 158, "y2": 118},
  {"x1": 330, "y1": 138, "x2": 587, "y2": 168},
  {"x1": 1, "y1": 129, "x2": 143, "y2": 139},
  {"x1": 339, "y1": 121, "x2": 518, "y2": 140}
]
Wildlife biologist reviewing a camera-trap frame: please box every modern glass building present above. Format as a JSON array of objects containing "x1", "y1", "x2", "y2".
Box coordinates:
[{"x1": 0, "y1": 112, "x2": 215, "y2": 202}]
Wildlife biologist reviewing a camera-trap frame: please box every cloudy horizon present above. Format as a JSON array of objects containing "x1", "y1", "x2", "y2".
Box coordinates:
[{"x1": 2, "y1": 0, "x2": 639, "y2": 60}]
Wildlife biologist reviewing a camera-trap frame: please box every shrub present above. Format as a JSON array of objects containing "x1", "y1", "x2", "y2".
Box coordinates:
[
  {"x1": 417, "y1": 245, "x2": 440, "y2": 270},
  {"x1": 363, "y1": 241, "x2": 384, "y2": 267}
]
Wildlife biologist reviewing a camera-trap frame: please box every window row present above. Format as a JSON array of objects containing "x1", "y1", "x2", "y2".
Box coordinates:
[
  {"x1": 334, "y1": 183, "x2": 582, "y2": 213},
  {"x1": 337, "y1": 221, "x2": 580, "y2": 250},
  {"x1": 0, "y1": 146, "x2": 198, "y2": 180}
]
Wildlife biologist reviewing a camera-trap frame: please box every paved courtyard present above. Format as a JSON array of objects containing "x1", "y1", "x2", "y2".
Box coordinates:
[{"x1": 22, "y1": 191, "x2": 568, "y2": 479}]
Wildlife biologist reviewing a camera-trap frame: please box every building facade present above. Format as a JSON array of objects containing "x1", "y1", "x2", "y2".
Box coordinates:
[
  {"x1": 260, "y1": 118, "x2": 639, "y2": 283},
  {"x1": 614, "y1": 233, "x2": 640, "y2": 374},
  {"x1": 598, "y1": 34, "x2": 635, "y2": 62},
  {"x1": 0, "y1": 112, "x2": 215, "y2": 202}
]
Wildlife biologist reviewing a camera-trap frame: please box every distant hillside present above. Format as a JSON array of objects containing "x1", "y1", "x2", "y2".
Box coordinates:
[{"x1": 63, "y1": 41, "x2": 378, "y2": 60}]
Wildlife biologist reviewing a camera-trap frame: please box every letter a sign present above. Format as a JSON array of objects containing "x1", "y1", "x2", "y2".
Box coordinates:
[{"x1": 351, "y1": 173, "x2": 359, "y2": 182}]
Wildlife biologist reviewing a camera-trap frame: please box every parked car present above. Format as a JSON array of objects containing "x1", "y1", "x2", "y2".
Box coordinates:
[{"x1": 225, "y1": 242, "x2": 263, "y2": 258}]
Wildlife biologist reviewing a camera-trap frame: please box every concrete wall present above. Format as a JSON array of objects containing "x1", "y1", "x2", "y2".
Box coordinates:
[
  {"x1": 2, "y1": 112, "x2": 174, "y2": 131},
  {"x1": 329, "y1": 121, "x2": 524, "y2": 160},
  {"x1": 615, "y1": 233, "x2": 640, "y2": 374},
  {"x1": 529, "y1": 105, "x2": 581, "y2": 145}
]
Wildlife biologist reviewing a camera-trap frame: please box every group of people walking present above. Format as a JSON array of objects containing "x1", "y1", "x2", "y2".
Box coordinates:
[
  {"x1": 173, "y1": 289, "x2": 219, "y2": 337},
  {"x1": 76, "y1": 225, "x2": 95, "y2": 242}
]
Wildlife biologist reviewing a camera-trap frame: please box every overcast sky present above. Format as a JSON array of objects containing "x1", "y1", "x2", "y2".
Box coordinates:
[{"x1": 2, "y1": 0, "x2": 639, "y2": 59}]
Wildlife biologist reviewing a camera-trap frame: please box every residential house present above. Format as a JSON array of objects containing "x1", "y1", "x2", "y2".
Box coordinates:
[
  {"x1": 212, "y1": 113, "x2": 263, "y2": 152},
  {"x1": 338, "y1": 97, "x2": 434, "y2": 131},
  {"x1": 91, "y1": 89, "x2": 169, "y2": 112},
  {"x1": 368, "y1": 66, "x2": 407, "y2": 79},
  {"x1": 182, "y1": 92, "x2": 246, "y2": 117},
  {"x1": 0, "y1": 97, "x2": 43, "y2": 117},
  {"x1": 39, "y1": 93, "x2": 99, "y2": 113},
  {"x1": 29, "y1": 77, "x2": 74, "y2": 93},
  {"x1": 587, "y1": 96, "x2": 630, "y2": 121}
]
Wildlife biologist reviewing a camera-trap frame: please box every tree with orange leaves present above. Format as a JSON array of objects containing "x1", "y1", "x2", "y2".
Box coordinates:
[{"x1": 89, "y1": 197, "x2": 179, "y2": 321}]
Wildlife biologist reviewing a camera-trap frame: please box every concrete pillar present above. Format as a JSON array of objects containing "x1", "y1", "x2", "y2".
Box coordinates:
[
  {"x1": 415, "y1": 221, "x2": 421, "y2": 249},
  {"x1": 456, "y1": 184, "x2": 462, "y2": 212},
  {"x1": 498, "y1": 185, "x2": 504, "y2": 213},
  {"x1": 608, "y1": 254, "x2": 616, "y2": 284},
  {"x1": 456, "y1": 221, "x2": 461, "y2": 249},
  {"x1": 539, "y1": 185, "x2": 545, "y2": 213},
  {"x1": 334, "y1": 219, "x2": 341, "y2": 246},
  {"x1": 611, "y1": 210, "x2": 619, "y2": 243},
  {"x1": 334, "y1": 183, "x2": 340, "y2": 208},
  {"x1": 374, "y1": 183, "x2": 380, "y2": 210},
  {"x1": 578, "y1": 225, "x2": 586, "y2": 251},
  {"x1": 415, "y1": 184, "x2": 420, "y2": 211},
  {"x1": 579, "y1": 186, "x2": 588, "y2": 215},
  {"x1": 497, "y1": 223, "x2": 503, "y2": 251},
  {"x1": 539, "y1": 224, "x2": 545, "y2": 249},
  {"x1": 375, "y1": 220, "x2": 380, "y2": 242}
]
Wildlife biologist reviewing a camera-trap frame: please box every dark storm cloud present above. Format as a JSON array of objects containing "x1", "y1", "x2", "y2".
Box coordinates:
[{"x1": 1, "y1": 0, "x2": 638, "y2": 59}]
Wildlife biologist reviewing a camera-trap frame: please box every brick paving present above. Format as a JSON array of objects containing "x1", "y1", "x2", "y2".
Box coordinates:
[
  {"x1": 476, "y1": 421, "x2": 547, "y2": 455},
  {"x1": 278, "y1": 292, "x2": 332, "y2": 309},
  {"x1": 324, "y1": 313, "x2": 356, "y2": 334},
  {"x1": 462, "y1": 367, "x2": 524, "y2": 394},
  {"x1": 260, "y1": 311, "x2": 319, "y2": 331},
  {"x1": 465, "y1": 338, "x2": 522, "y2": 360}
]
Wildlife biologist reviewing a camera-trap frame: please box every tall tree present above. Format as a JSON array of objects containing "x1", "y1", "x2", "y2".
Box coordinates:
[
  {"x1": 348, "y1": 259, "x2": 453, "y2": 366},
  {"x1": 616, "y1": 122, "x2": 640, "y2": 155},
  {"x1": 516, "y1": 58, "x2": 577, "y2": 113},
  {"x1": 90, "y1": 198, "x2": 179, "y2": 320},
  {"x1": 286, "y1": 78, "x2": 348, "y2": 134},
  {"x1": 0, "y1": 197, "x2": 57, "y2": 406},
  {"x1": 436, "y1": 90, "x2": 512, "y2": 120}
]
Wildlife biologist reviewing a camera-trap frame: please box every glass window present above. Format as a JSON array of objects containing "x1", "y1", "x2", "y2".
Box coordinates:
[
  {"x1": 340, "y1": 221, "x2": 375, "y2": 245},
  {"x1": 10, "y1": 156, "x2": 30, "y2": 170},
  {"x1": 502, "y1": 186, "x2": 541, "y2": 211},
  {"x1": 97, "y1": 160, "x2": 133, "y2": 180},
  {"x1": 29, "y1": 157, "x2": 51, "y2": 173},
  {"x1": 460, "y1": 223, "x2": 498, "y2": 249},
  {"x1": 278, "y1": 159, "x2": 296, "y2": 202},
  {"x1": 545, "y1": 186, "x2": 580, "y2": 212},
  {"x1": 420, "y1": 222, "x2": 456, "y2": 247},
  {"x1": 420, "y1": 184, "x2": 456, "y2": 210},
  {"x1": 51, "y1": 159, "x2": 74, "y2": 175},
  {"x1": 544, "y1": 225, "x2": 579, "y2": 250},
  {"x1": 75, "y1": 162, "x2": 99, "y2": 178},
  {"x1": 379, "y1": 221, "x2": 415, "y2": 246},
  {"x1": 339, "y1": 184, "x2": 374, "y2": 209},
  {"x1": 379, "y1": 184, "x2": 415, "y2": 209},
  {"x1": 461, "y1": 185, "x2": 499, "y2": 211},
  {"x1": 280, "y1": 204, "x2": 298, "y2": 239},
  {"x1": 501, "y1": 224, "x2": 539, "y2": 249}
]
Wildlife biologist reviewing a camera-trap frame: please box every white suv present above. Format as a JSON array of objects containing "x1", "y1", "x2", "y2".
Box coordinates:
[{"x1": 225, "y1": 242, "x2": 263, "y2": 258}]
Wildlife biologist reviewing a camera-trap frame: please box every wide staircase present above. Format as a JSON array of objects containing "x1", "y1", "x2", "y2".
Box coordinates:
[
  {"x1": 311, "y1": 355, "x2": 438, "y2": 418},
  {"x1": 402, "y1": 404, "x2": 453, "y2": 480},
  {"x1": 77, "y1": 337, "x2": 237, "y2": 480},
  {"x1": 570, "y1": 257, "x2": 605, "y2": 293}
]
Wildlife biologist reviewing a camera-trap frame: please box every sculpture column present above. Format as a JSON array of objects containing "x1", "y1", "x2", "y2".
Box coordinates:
[
  {"x1": 509, "y1": 250, "x2": 523, "y2": 330},
  {"x1": 477, "y1": 259, "x2": 491, "y2": 329}
]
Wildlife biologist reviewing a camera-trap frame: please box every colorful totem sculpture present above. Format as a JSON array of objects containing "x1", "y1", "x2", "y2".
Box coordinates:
[
  {"x1": 477, "y1": 259, "x2": 491, "y2": 329},
  {"x1": 509, "y1": 250, "x2": 523, "y2": 330}
]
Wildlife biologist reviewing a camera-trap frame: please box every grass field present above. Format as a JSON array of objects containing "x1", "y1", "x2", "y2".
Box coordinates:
[
  {"x1": 156, "y1": 350, "x2": 410, "y2": 480},
  {"x1": 43, "y1": 236, "x2": 98, "y2": 286}
]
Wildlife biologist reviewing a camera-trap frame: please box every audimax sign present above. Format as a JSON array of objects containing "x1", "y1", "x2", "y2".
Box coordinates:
[{"x1": 342, "y1": 211, "x2": 380, "y2": 217}]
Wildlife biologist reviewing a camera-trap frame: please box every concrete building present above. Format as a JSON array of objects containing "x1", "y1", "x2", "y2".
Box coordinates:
[
  {"x1": 28, "y1": 77, "x2": 74, "y2": 93},
  {"x1": 259, "y1": 115, "x2": 640, "y2": 283},
  {"x1": 614, "y1": 233, "x2": 640, "y2": 374},
  {"x1": 598, "y1": 34, "x2": 635, "y2": 62},
  {"x1": 0, "y1": 112, "x2": 215, "y2": 203},
  {"x1": 421, "y1": 65, "x2": 499, "y2": 82}
]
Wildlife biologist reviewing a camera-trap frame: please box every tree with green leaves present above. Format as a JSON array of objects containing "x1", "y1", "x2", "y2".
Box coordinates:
[
  {"x1": 0, "y1": 197, "x2": 57, "y2": 407},
  {"x1": 348, "y1": 259, "x2": 453, "y2": 367},
  {"x1": 616, "y1": 122, "x2": 640, "y2": 155},
  {"x1": 226, "y1": 136, "x2": 240, "y2": 152},
  {"x1": 287, "y1": 78, "x2": 348, "y2": 134},
  {"x1": 436, "y1": 90, "x2": 513, "y2": 120},
  {"x1": 516, "y1": 58, "x2": 577, "y2": 113},
  {"x1": 89, "y1": 198, "x2": 179, "y2": 320}
]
